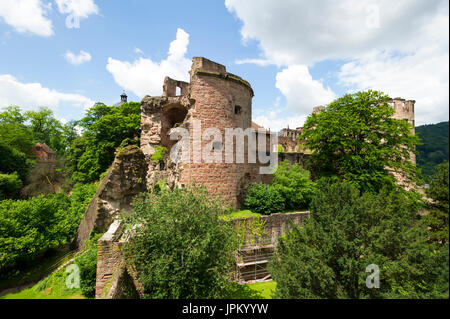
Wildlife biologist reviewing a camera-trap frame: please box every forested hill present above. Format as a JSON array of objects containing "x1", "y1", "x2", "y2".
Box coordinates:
[{"x1": 416, "y1": 121, "x2": 449, "y2": 179}]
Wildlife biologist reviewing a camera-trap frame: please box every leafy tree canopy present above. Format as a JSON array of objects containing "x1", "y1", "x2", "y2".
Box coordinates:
[
  {"x1": 300, "y1": 90, "x2": 420, "y2": 193},
  {"x1": 122, "y1": 185, "x2": 238, "y2": 299},
  {"x1": 416, "y1": 121, "x2": 449, "y2": 180},
  {"x1": 66, "y1": 102, "x2": 141, "y2": 184},
  {"x1": 269, "y1": 181, "x2": 448, "y2": 299},
  {"x1": 424, "y1": 161, "x2": 449, "y2": 246}
]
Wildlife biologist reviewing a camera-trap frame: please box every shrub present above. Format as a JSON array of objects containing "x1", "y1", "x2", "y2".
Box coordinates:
[
  {"x1": 122, "y1": 185, "x2": 238, "y2": 299},
  {"x1": 0, "y1": 183, "x2": 97, "y2": 270},
  {"x1": 0, "y1": 140, "x2": 29, "y2": 181},
  {"x1": 269, "y1": 181, "x2": 447, "y2": 299},
  {"x1": 423, "y1": 161, "x2": 449, "y2": 246},
  {"x1": 75, "y1": 232, "x2": 102, "y2": 298},
  {"x1": 273, "y1": 161, "x2": 317, "y2": 210},
  {"x1": 0, "y1": 172, "x2": 23, "y2": 200},
  {"x1": 244, "y1": 183, "x2": 285, "y2": 215},
  {"x1": 151, "y1": 145, "x2": 167, "y2": 164}
]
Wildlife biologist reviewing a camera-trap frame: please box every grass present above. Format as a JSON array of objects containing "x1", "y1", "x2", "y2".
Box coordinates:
[
  {"x1": 0, "y1": 266, "x2": 84, "y2": 299},
  {"x1": 246, "y1": 281, "x2": 277, "y2": 299},
  {"x1": 229, "y1": 280, "x2": 277, "y2": 299},
  {"x1": 219, "y1": 210, "x2": 262, "y2": 221},
  {"x1": 0, "y1": 248, "x2": 75, "y2": 292}
]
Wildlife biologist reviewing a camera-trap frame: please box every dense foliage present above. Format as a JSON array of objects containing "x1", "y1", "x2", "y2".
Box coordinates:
[
  {"x1": 244, "y1": 161, "x2": 316, "y2": 214},
  {"x1": 66, "y1": 102, "x2": 141, "y2": 184},
  {"x1": 75, "y1": 232, "x2": 102, "y2": 298},
  {"x1": 244, "y1": 183, "x2": 285, "y2": 215},
  {"x1": 0, "y1": 139, "x2": 29, "y2": 182},
  {"x1": 0, "y1": 172, "x2": 23, "y2": 200},
  {"x1": 122, "y1": 185, "x2": 238, "y2": 299},
  {"x1": 273, "y1": 161, "x2": 317, "y2": 210},
  {"x1": 423, "y1": 161, "x2": 449, "y2": 246},
  {"x1": 416, "y1": 121, "x2": 449, "y2": 180},
  {"x1": 269, "y1": 181, "x2": 448, "y2": 299},
  {"x1": 300, "y1": 90, "x2": 420, "y2": 192},
  {"x1": 0, "y1": 183, "x2": 97, "y2": 271}
]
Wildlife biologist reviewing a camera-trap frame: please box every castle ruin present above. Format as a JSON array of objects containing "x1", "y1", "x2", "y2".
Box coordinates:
[{"x1": 70, "y1": 57, "x2": 417, "y2": 298}]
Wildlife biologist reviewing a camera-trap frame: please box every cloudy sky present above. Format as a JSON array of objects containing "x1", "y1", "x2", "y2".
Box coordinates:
[{"x1": 0, "y1": 0, "x2": 448, "y2": 130}]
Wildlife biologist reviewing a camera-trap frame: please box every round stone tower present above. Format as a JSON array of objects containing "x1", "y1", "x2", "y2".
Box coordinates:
[
  {"x1": 140, "y1": 57, "x2": 268, "y2": 208},
  {"x1": 177, "y1": 57, "x2": 259, "y2": 207},
  {"x1": 389, "y1": 97, "x2": 416, "y2": 163}
]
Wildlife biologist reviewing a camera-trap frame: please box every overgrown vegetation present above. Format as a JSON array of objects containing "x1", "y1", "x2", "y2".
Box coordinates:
[
  {"x1": 422, "y1": 161, "x2": 449, "y2": 246},
  {"x1": 0, "y1": 183, "x2": 97, "y2": 272},
  {"x1": 416, "y1": 121, "x2": 449, "y2": 180},
  {"x1": 66, "y1": 102, "x2": 141, "y2": 184},
  {"x1": 75, "y1": 232, "x2": 102, "y2": 298},
  {"x1": 244, "y1": 161, "x2": 316, "y2": 214},
  {"x1": 151, "y1": 145, "x2": 167, "y2": 164},
  {"x1": 244, "y1": 182, "x2": 285, "y2": 215},
  {"x1": 122, "y1": 185, "x2": 239, "y2": 299},
  {"x1": 300, "y1": 90, "x2": 420, "y2": 192},
  {"x1": 269, "y1": 181, "x2": 448, "y2": 299}
]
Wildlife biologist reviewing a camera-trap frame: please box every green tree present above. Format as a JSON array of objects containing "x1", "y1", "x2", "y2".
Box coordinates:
[
  {"x1": 0, "y1": 182, "x2": 97, "y2": 270},
  {"x1": 0, "y1": 106, "x2": 34, "y2": 155},
  {"x1": 269, "y1": 181, "x2": 446, "y2": 299},
  {"x1": 424, "y1": 161, "x2": 449, "y2": 246},
  {"x1": 273, "y1": 161, "x2": 317, "y2": 210},
  {"x1": 0, "y1": 139, "x2": 30, "y2": 181},
  {"x1": 66, "y1": 102, "x2": 141, "y2": 184},
  {"x1": 416, "y1": 121, "x2": 449, "y2": 179},
  {"x1": 0, "y1": 172, "x2": 23, "y2": 200},
  {"x1": 300, "y1": 90, "x2": 420, "y2": 192},
  {"x1": 24, "y1": 107, "x2": 64, "y2": 155},
  {"x1": 244, "y1": 182, "x2": 285, "y2": 215},
  {"x1": 122, "y1": 185, "x2": 238, "y2": 299}
]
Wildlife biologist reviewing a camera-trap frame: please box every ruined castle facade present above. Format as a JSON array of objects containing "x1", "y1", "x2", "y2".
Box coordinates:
[{"x1": 140, "y1": 57, "x2": 271, "y2": 208}]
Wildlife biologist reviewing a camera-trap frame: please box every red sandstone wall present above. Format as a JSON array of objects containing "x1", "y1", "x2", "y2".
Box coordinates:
[{"x1": 179, "y1": 57, "x2": 261, "y2": 207}]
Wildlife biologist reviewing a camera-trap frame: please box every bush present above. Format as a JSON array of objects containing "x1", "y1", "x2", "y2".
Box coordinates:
[
  {"x1": 0, "y1": 183, "x2": 97, "y2": 270},
  {"x1": 269, "y1": 181, "x2": 447, "y2": 299},
  {"x1": 151, "y1": 145, "x2": 167, "y2": 163},
  {"x1": 0, "y1": 172, "x2": 23, "y2": 200},
  {"x1": 75, "y1": 232, "x2": 102, "y2": 298},
  {"x1": 122, "y1": 185, "x2": 238, "y2": 299},
  {"x1": 244, "y1": 183, "x2": 285, "y2": 215},
  {"x1": 273, "y1": 161, "x2": 317, "y2": 210},
  {"x1": 0, "y1": 140, "x2": 29, "y2": 181},
  {"x1": 423, "y1": 161, "x2": 449, "y2": 246}
]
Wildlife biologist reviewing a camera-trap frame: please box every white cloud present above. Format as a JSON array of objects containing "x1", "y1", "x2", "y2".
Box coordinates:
[
  {"x1": 253, "y1": 111, "x2": 308, "y2": 132},
  {"x1": 235, "y1": 58, "x2": 271, "y2": 66},
  {"x1": 0, "y1": 74, "x2": 94, "y2": 112},
  {"x1": 338, "y1": 12, "x2": 449, "y2": 125},
  {"x1": 134, "y1": 47, "x2": 144, "y2": 55},
  {"x1": 106, "y1": 28, "x2": 191, "y2": 97},
  {"x1": 225, "y1": 0, "x2": 445, "y2": 66},
  {"x1": 226, "y1": 0, "x2": 449, "y2": 124},
  {"x1": 55, "y1": 0, "x2": 98, "y2": 18},
  {"x1": 65, "y1": 50, "x2": 92, "y2": 65},
  {"x1": 55, "y1": 0, "x2": 98, "y2": 28},
  {"x1": 0, "y1": 0, "x2": 53, "y2": 37},
  {"x1": 276, "y1": 65, "x2": 336, "y2": 114}
]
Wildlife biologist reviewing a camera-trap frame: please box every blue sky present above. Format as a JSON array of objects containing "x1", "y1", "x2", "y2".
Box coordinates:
[{"x1": 0, "y1": 0, "x2": 448, "y2": 130}]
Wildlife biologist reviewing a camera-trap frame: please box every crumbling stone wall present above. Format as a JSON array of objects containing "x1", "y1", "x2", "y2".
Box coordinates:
[
  {"x1": 232, "y1": 211, "x2": 310, "y2": 247},
  {"x1": 96, "y1": 211, "x2": 310, "y2": 298},
  {"x1": 72, "y1": 145, "x2": 147, "y2": 250},
  {"x1": 95, "y1": 220, "x2": 145, "y2": 299}
]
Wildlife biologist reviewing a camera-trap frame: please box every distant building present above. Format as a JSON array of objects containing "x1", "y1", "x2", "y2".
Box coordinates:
[
  {"x1": 114, "y1": 91, "x2": 128, "y2": 106},
  {"x1": 30, "y1": 143, "x2": 56, "y2": 161}
]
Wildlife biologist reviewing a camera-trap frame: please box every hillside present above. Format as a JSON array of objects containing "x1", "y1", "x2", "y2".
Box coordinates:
[{"x1": 416, "y1": 121, "x2": 449, "y2": 180}]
